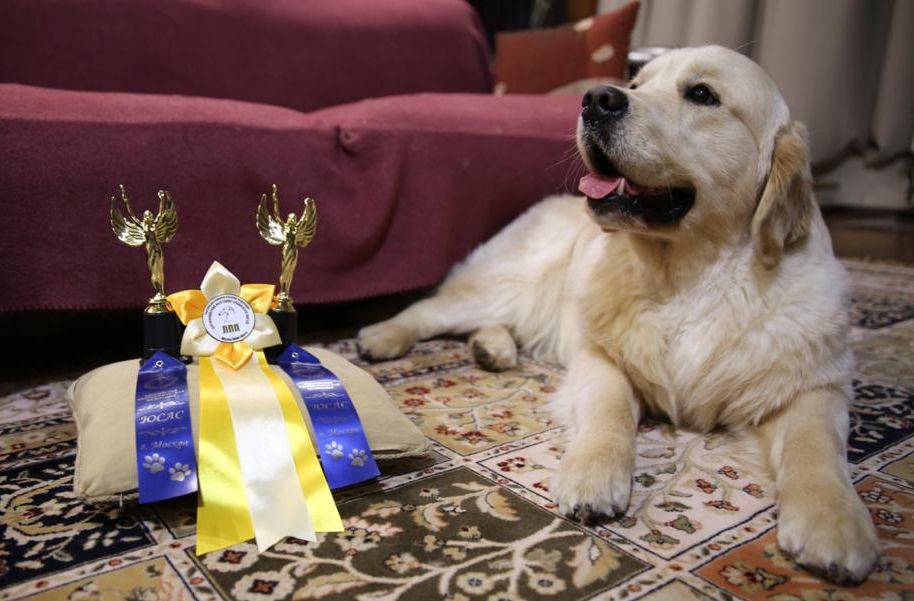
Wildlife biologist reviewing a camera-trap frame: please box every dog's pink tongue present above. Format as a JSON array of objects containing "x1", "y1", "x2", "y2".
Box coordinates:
[{"x1": 579, "y1": 173, "x2": 623, "y2": 198}]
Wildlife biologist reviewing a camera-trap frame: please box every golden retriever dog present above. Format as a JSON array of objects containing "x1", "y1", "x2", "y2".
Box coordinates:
[{"x1": 357, "y1": 46, "x2": 878, "y2": 583}]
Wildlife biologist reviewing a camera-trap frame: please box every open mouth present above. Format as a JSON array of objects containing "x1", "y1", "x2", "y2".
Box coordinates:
[{"x1": 578, "y1": 153, "x2": 694, "y2": 226}]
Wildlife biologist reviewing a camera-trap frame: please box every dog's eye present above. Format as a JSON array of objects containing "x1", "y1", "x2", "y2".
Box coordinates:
[
  {"x1": 685, "y1": 84, "x2": 719, "y2": 106},
  {"x1": 629, "y1": 83, "x2": 638, "y2": 90}
]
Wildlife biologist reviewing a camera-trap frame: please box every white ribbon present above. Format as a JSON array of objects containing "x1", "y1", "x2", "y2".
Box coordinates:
[{"x1": 211, "y1": 356, "x2": 316, "y2": 550}]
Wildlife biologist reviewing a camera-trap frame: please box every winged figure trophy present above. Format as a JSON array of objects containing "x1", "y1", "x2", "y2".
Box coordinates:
[
  {"x1": 110, "y1": 185, "x2": 178, "y2": 313},
  {"x1": 257, "y1": 184, "x2": 317, "y2": 311}
]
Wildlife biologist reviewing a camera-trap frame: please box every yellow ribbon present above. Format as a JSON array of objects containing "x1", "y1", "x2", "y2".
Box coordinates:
[
  {"x1": 240, "y1": 283, "x2": 275, "y2": 314},
  {"x1": 196, "y1": 356, "x2": 255, "y2": 554},
  {"x1": 195, "y1": 352, "x2": 341, "y2": 555}
]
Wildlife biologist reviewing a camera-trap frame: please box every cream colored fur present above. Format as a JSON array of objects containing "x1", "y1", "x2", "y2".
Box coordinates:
[{"x1": 357, "y1": 46, "x2": 878, "y2": 583}]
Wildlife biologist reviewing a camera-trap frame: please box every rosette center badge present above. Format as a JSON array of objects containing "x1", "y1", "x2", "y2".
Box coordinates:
[{"x1": 202, "y1": 294, "x2": 256, "y2": 343}]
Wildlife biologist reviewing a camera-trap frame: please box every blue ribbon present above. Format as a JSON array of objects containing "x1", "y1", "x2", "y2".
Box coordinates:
[
  {"x1": 135, "y1": 352, "x2": 198, "y2": 503},
  {"x1": 275, "y1": 344, "x2": 380, "y2": 489}
]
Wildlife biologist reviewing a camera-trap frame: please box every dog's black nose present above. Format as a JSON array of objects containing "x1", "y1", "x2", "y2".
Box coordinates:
[{"x1": 582, "y1": 85, "x2": 628, "y2": 123}]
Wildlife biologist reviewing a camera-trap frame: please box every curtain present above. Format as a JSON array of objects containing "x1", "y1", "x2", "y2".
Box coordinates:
[{"x1": 597, "y1": 0, "x2": 914, "y2": 170}]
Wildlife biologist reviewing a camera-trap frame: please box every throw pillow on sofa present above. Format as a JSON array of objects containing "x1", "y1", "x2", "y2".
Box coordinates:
[{"x1": 493, "y1": 1, "x2": 639, "y2": 95}]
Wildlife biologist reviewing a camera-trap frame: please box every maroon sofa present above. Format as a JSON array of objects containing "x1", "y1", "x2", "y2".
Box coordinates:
[{"x1": 0, "y1": 0, "x2": 581, "y2": 312}]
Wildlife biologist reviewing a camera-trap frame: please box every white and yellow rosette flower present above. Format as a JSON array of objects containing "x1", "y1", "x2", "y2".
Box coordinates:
[
  {"x1": 167, "y1": 261, "x2": 279, "y2": 370},
  {"x1": 165, "y1": 261, "x2": 340, "y2": 555}
]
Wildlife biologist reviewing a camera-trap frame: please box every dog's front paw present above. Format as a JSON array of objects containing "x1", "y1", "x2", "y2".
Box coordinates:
[
  {"x1": 356, "y1": 322, "x2": 417, "y2": 361},
  {"x1": 777, "y1": 492, "x2": 879, "y2": 584},
  {"x1": 551, "y1": 442, "x2": 633, "y2": 523},
  {"x1": 469, "y1": 325, "x2": 517, "y2": 372}
]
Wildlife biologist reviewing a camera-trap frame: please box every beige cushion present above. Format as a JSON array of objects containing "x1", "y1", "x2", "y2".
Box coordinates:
[{"x1": 68, "y1": 347, "x2": 429, "y2": 503}]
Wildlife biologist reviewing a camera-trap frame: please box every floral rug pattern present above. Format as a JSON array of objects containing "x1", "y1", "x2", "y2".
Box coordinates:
[{"x1": 1, "y1": 259, "x2": 913, "y2": 601}]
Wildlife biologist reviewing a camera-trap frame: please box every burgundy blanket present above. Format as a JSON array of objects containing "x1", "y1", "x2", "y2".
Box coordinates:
[
  {"x1": 0, "y1": 85, "x2": 582, "y2": 311},
  {"x1": 0, "y1": 0, "x2": 492, "y2": 114}
]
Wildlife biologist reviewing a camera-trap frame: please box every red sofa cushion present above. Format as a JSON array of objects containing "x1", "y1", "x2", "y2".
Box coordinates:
[
  {"x1": 494, "y1": 1, "x2": 640, "y2": 94},
  {"x1": 0, "y1": 0, "x2": 492, "y2": 113},
  {"x1": 0, "y1": 84, "x2": 581, "y2": 312}
]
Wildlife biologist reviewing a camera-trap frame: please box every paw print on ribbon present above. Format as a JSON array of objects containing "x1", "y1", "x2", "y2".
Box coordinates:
[
  {"x1": 348, "y1": 449, "x2": 367, "y2": 467},
  {"x1": 324, "y1": 441, "x2": 344, "y2": 460},
  {"x1": 168, "y1": 462, "x2": 192, "y2": 482},
  {"x1": 142, "y1": 453, "x2": 166, "y2": 474}
]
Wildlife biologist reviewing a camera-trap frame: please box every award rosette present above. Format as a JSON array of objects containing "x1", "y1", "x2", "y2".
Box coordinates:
[
  {"x1": 164, "y1": 261, "x2": 342, "y2": 554},
  {"x1": 276, "y1": 345, "x2": 380, "y2": 489}
]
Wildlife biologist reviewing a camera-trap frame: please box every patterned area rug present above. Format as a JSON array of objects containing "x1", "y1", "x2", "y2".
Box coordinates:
[{"x1": 2, "y1": 259, "x2": 914, "y2": 601}]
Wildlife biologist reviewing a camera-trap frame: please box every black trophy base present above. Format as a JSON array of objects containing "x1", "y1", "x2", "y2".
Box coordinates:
[
  {"x1": 265, "y1": 308, "x2": 297, "y2": 363},
  {"x1": 142, "y1": 311, "x2": 183, "y2": 361}
]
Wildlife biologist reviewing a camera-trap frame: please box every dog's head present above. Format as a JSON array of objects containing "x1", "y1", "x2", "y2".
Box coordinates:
[{"x1": 577, "y1": 45, "x2": 813, "y2": 267}]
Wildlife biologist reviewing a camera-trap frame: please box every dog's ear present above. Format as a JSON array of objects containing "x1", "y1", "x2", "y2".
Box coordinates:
[{"x1": 751, "y1": 121, "x2": 814, "y2": 269}]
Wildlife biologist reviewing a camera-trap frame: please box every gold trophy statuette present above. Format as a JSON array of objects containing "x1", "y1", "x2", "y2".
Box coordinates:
[
  {"x1": 110, "y1": 184, "x2": 182, "y2": 360},
  {"x1": 257, "y1": 184, "x2": 316, "y2": 359},
  {"x1": 256, "y1": 184, "x2": 317, "y2": 312},
  {"x1": 110, "y1": 184, "x2": 178, "y2": 314}
]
